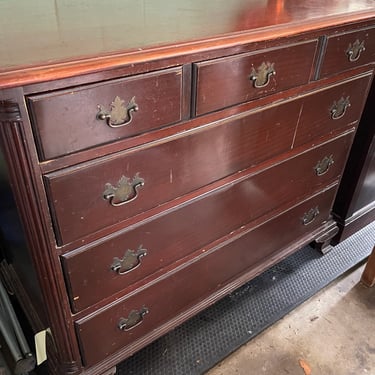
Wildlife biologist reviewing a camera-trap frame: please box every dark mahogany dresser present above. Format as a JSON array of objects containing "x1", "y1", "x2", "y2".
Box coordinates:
[{"x1": 0, "y1": 1, "x2": 374, "y2": 374}]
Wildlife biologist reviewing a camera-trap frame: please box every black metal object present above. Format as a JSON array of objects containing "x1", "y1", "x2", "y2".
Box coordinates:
[
  {"x1": 0, "y1": 278, "x2": 35, "y2": 375},
  {"x1": 116, "y1": 221, "x2": 374, "y2": 375}
]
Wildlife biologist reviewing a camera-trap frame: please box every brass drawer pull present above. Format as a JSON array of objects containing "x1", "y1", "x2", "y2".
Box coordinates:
[
  {"x1": 314, "y1": 155, "x2": 334, "y2": 176},
  {"x1": 118, "y1": 307, "x2": 149, "y2": 331},
  {"x1": 111, "y1": 246, "x2": 147, "y2": 275},
  {"x1": 346, "y1": 40, "x2": 365, "y2": 62},
  {"x1": 302, "y1": 207, "x2": 320, "y2": 225},
  {"x1": 97, "y1": 96, "x2": 139, "y2": 128},
  {"x1": 103, "y1": 173, "x2": 144, "y2": 207},
  {"x1": 330, "y1": 96, "x2": 350, "y2": 120},
  {"x1": 249, "y1": 62, "x2": 276, "y2": 88}
]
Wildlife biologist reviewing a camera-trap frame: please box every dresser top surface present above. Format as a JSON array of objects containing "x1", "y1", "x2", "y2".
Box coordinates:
[{"x1": 1, "y1": 0, "x2": 374, "y2": 88}]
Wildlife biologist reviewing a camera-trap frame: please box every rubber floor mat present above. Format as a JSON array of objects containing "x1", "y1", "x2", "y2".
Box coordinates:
[{"x1": 116, "y1": 221, "x2": 375, "y2": 375}]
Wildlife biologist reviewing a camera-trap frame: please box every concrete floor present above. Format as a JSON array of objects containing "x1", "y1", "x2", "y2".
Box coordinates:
[{"x1": 206, "y1": 264, "x2": 375, "y2": 375}]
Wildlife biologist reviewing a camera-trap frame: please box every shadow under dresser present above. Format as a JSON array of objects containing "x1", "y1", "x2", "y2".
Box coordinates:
[{"x1": 0, "y1": 1, "x2": 374, "y2": 374}]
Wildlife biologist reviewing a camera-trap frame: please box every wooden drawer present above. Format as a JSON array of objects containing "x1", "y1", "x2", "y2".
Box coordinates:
[
  {"x1": 194, "y1": 40, "x2": 317, "y2": 115},
  {"x1": 45, "y1": 99, "x2": 301, "y2": 245},
  {"x1": 27, "y1": 67, "x2": 183, "y2": 160},
  {"x1": 75, "y1": 185, "x2": 338, "y2": 367},
  {"x1": 320, "y1": 27, "x2": 375, "y2": 78},
  {"x1": 62, "y1": 132, "x2": 353, "y2": 312},
  {"x1": 294, "y1": 73, "x2": 372, "y2": 147}
]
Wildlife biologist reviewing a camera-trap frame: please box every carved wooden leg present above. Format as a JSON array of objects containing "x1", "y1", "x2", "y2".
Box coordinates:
[
  {"x1": 361, "y1": 245, "x2": 375, "y2": 287},
  {"x1": 313, "y1": 223, "x2": 340, "y2": 254}
]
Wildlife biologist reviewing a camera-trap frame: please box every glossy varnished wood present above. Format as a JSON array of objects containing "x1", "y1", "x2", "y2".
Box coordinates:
[
  {"x1": 320, "y1": 26, "x2": 375, "y2": 78},
  {"x1": 27, "y1": 67, "x2": 183, "y2": 159},
  {"x1": 62, "y1": 132, "x2": 354, "y2": 312},
  {"x1": 76, "y1": 185, "x2": 338, "y2": 367},
  {"x1": 0, "y1": 3, "x2": 374, "y2": 374},
  {"x1": 45, "y1": 98, "x2": 300, "y2": 245},
  {"x1": 33, "y1": 66, "x2": 375, "y2": 175},
  {"x1": 1, "y1": 1, "x2": 375, "y2": 88},
  {"x1": 194, "y1": 40, "x2": 317, "y2": 115}
]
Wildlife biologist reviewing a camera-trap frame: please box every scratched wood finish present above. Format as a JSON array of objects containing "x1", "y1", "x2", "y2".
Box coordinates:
[
  {"x1": 44, "y1": 71, "x2": 371, "y2": 246},
  {"x1": 75, "y1": 185, "x2": 337, "y2": 367},
  {"x1": 320, "y1": 26, "x2": 375, "y2": 79},
  {"x1": 294, "y1": 73, "x2": 373, "y2": 147},
  {"x1": 45, "y1": 98, "x2": 300, "y2": 245},
  {"x1": 194, "y1": 40, "x2": 317, "y2": 115},
  {"x1": 1, "y1": 0, "x2": 375, "y2": 88},
  {"x1": 62, "y1": 132, "x2": 353, "y2": 312},
  {"x1": 27, "y1": 67, "x2": 183, "y2": 159}
]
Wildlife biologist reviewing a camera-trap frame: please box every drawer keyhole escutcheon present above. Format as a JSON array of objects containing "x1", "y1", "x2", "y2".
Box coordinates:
[
  {"x1": 249, "y1": 62, "x2": 276, "y2": 88},
  {"x1": 346, "y1": 39, "x2": 365, "y2": 62},
  {"x1": 330, "y1": 96, "x2": 351, "y2": 120},
  {"x1": 111, "y1": 246, "x2": 148, "y2": 275},
  {"x1": 302, "y1": 207, "x2": 320, "y2": 226},
  {"x1": 118, "y1": 307, "x2": 149, "y2": 331},
  {"x1": 97, "y1": 95, "x2": 139, "y2": 128},
  {"x1": 103, "y1": 173, "x2": 144, "y2": 207},
  {"x1": 314, "y1": 155, "x2": 334, "y2": 176}
]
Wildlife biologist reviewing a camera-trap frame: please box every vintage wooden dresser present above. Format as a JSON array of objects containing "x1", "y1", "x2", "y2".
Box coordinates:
[{"x1": 0, "y1": 1, "x2": 374, "y2": 374}]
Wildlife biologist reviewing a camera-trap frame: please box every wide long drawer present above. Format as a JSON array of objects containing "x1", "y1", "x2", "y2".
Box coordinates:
[
  {"x1": 45, "y1": 99, "x2": 300, "y2": 245},
  {"x1": 75, "y1": 185, "x2": 338, "y2": 367},
  {"x1": 62, "y1": 132, "x2": 353, "y2": 312},
  {"x1": 194, "y1": 40, "x2": 317, "y2": 115},
  {"x1": 27, "y1": 67, "x2": 183, "y2": 160}
]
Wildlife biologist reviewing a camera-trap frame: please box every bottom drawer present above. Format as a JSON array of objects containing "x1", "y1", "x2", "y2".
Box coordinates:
[{"x1": 76, "y1": 185, "x2": 337, "y2": 366}]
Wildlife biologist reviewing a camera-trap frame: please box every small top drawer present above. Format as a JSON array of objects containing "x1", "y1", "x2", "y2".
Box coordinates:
[
  {"x1": 194, "y1": 40, "x2": 317, "y2": 115},
  {"x1": 294, "y1": 73, "x2": 373, "y2": 147},
  {"x1": 27, "y1": 67, "x2": 183, "y2": 160},
  {"x1": 320, "y1": 27, "x2": 375, "y2": 78}
]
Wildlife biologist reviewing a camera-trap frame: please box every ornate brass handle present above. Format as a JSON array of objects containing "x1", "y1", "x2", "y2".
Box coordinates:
[
  {"x1": 346, "y1": 40, "x2": 365, "y2": 62},
  {"x1": 314, "y1": 155, "x2": 334, "y2": 176},
  {"x1": 249, "y1": 62, "x2": 276, "y2": 88},
  {"x1": 97, "y1": 96, "x2": 139, "y2": 128},
  {"x1": 302, "y1": 207, "x2": 320, "y2": 226},
  {"x1": 103, "y1": 173, "x2": 144, "y2": 207},
  {"x1": 111, "y1": 246, "x2": 147, "y2": 275},
  {"x1": 330, "y1": 96, "x2": 350, "y2": 120},
  {"x1": 118, "y1": 306, "x2": 149, "y2": 331}
]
